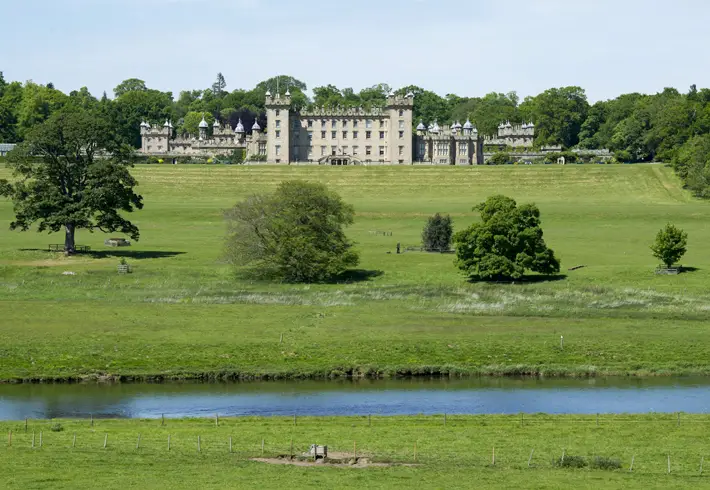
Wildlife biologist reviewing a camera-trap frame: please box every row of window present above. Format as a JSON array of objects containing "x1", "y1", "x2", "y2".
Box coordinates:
[{"x1": 300, "y1": 119, "x2": 407, "y2": 130}]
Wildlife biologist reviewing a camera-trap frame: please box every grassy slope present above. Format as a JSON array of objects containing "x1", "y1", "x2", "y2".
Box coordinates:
[
  {"x1": 1, "y1": 164, "x2": 709, "y2": 380},
  {"x1": 2, "y1": 415, "x2": 710, "y2": 489}
]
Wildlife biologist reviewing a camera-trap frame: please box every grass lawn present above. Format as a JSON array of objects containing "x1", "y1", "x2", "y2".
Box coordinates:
[
  {"x1": 1, "y1": 163, "x2": 709, "y2": 380},
  {"x1": 2, "y1": 415, "x2": 710, "y2": 489}
]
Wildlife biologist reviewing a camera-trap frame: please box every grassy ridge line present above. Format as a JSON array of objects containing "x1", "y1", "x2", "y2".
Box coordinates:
[{"x1": 1, "y1": 415, "x2": 709, "y2": 488}]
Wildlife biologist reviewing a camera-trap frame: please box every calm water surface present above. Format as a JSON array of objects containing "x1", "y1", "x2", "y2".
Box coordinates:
[{"x1": 1, "y1": 377, "x2": 709, "y2": 420}]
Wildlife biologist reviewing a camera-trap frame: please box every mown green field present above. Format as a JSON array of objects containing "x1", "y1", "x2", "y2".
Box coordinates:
[
  {"x1": 1, "y1": 164, "x2": 709, "y2": 380},
  {"x1": 2, "y1": 415, "x2": 710, "y2": 489}
]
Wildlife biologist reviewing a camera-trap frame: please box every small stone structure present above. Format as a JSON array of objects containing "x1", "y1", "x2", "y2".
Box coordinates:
[{"x1": 105, "y1": 238, "x2": 131, "y2": 247}]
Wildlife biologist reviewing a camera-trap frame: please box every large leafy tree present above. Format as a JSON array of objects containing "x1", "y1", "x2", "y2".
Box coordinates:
[
  {"x1": 0, "y1": 107, "x2": 144, "y2": 253},
  {"x1": 520, "y1": 86, "x2": 589, "y2": 148},
  {"x1": 113, "y1": 78, "x2": 147, "y2": 98},
  {"x1": 224, "y1": 180, "x2": 359, "y2": 282},
  {"x1": 651, "y1": 224, "x2": 688, "y2": 268},
  {"x1": 454, "y1": 195, "x2": 560, "y2": 281}
]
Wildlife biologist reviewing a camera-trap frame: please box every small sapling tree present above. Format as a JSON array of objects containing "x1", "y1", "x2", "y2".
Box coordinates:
[
  {"x1": 651, "y1": 224, "x2": 688, "y2": 268},
  {"x1": 454, "y1": 195, "x2": 560, "y2": 281},
  {"x1": 0, "y1": 107, "x2": 143, "y2": 253},
  {"x1": 224, "y1": 180, "x2": 359, "y2": 282},
  {"x1": 422, "y1": 213, "x2": 453, "y2": 251}
]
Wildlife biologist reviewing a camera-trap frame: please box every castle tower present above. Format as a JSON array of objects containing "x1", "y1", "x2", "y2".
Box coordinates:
[
  {"x1": 386, "y1": 91, "x2": 414, "y2": 164},
  {"x1": 265, "y1": 90, "x2": 291, "y2": 163}
]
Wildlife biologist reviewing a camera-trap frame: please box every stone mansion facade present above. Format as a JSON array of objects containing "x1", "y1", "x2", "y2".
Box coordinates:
[{"x1": 140, "y1": 91, "x2": 535, "y2": 165}]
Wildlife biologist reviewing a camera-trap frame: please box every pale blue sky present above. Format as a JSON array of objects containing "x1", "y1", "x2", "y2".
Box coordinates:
[{"x1": 1, "y1": 0, "x2": 708, "y2": 102}]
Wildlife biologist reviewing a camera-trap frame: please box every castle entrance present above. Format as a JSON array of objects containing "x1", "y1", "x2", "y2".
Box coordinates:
[{"x1": 319, "y1": 155, "x2": 360, "y2": 166}]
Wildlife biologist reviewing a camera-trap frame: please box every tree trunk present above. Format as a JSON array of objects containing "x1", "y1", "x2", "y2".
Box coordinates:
[{"x1": 64, "y1": 224, "x2": 76, "y2": 255}]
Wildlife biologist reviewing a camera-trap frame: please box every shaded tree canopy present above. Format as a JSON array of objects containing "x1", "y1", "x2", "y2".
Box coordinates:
[
  {"x1": 0, "y1": 107, "x2": 144, "y2": 253},
  {"x1": 224, "y1": 180, "x2": 359, "y2": 282},
  {"x1": 454, "y1": 195, "x2": 560, "y2": 281}
]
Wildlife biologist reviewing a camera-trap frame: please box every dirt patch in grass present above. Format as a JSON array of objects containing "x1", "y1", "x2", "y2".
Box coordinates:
[{"x1": 250, "y1": 454, "x2": 414, "y2": 468}]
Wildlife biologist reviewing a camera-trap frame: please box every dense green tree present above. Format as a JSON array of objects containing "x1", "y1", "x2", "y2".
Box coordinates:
[
  {"x1": 651, "y1": 224, "x2": 688, "y2": 268},
  {"x1": 672, "y1": 134, "x2": 710, "y2": 197},
  {"x1": 313, "y1": 84, "x2": 344, "y2": 108},
  {"x1": 454, "y1": 195, "x2": 560, "y2": 281},
  {"x1": 16, "y1": 81, "x2": 68, "y2": 138},
  {"x1": 0, "y1": 107, "x2": 143, "y2": 253},
  {"x1": 521, "y1": 86, "x2": 589, "y2": 148},
  {"x1": 113, "y1": 78, "x2": 147, "y2": 98},
  {"x1": 422, "y1": 213, "x2": 453, "y2": 251},
  {"x1": 453, "y1": 92, "x2": 520, "y2": 136},
  {"x1": 224, "y1": 180, "x2": 358, "y2": 282},
  {"x1": 179, "y1": 111, "x2": 214, "y2": 137},
  {"x1": 112, "y1": 88, "x2": 174, "y2": 147}
]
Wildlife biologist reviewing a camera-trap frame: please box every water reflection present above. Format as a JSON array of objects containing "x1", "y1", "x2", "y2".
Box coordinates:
[{"x1": 0, "y1": 377, "x2": 709, "y2": 420}]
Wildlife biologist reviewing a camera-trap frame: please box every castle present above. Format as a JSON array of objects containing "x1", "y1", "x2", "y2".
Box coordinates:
[{"x1": 140, "y1": 91, "x2": 535, "y2": 165}]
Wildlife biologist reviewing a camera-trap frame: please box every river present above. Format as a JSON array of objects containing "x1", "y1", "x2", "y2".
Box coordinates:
[{"x1": 1, "y1": 377, "x2": 709, "y2": 420}]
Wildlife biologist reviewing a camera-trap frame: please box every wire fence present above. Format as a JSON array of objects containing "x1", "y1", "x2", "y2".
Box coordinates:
[{"x1": 3, "y1": 414, "x2": 710, "y2": 477}]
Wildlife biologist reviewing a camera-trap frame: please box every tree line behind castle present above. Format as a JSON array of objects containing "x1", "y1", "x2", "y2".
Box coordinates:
[{"x1": 0, "y1": 73, "x2": 709, "y2": 195}]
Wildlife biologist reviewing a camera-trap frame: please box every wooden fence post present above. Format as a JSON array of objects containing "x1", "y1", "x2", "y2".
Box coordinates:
[
  {"x1": 290, "y1": 439, "x2": 293, "y2": 459},
  {"x1": 229, "y1": 436, "x2": 232, "y2": 453},
  {"x1": 198, "y1": 435, "x2": 201, "y2": 452},
  {"x1": 293, "y1": 414, "x2": 297, "y2": 426},
  {"x1": 168, "y1": 434, "x2": 171, "y2": 451},
  {"x1": 39, "y1": 431, "x2": 42, "y2": 448},
  {"x1": 216, "y1": 414, "x2": 219, "y2": 427},
  {"x1": 492, "y1": 446, "x2": 495, "y2": 466},
  {"x1": 136, "y1": 434, "x2": 141, "y2": 450},
  {"x1": 161, "y1": 414, "x2": 164, "y2": 426},
  {"x1": 7, "y1": 430, "x2": 11, "y2": 447},
  {"x1": 701, "y1": 456, "x2": 704, "y2": 475},
  {"x1": 444, "y1": 413, "x2": 447, "y2": 426},
  {"x1": 103, "y1": 433, "x2": 108, "y2": 449},
  {"x1": 261, "y1": 439, "x2": 265, "y2": 456},
  {"x1": 354, "y1": 441, "x2": 357, "y2": 459},
  {"x1": 24, "y1": 418, "x2": 27, "y2": 432},
  {"x1": 668, "y1": 454, "x2": 671, "y2": 474},
  {"x1": 629, "y1": 455, "x2": 635, "y2": 472},
  {"x1": 528, "y1": 449, "x2": 534, "y2": 467},
  {"x1": 32, "y1": 431, "x2": 35, "y2": 448},
  {"x1": 677, "y1": 413, "x2": 680, "y2": 427},
  {"x1": 414, "y1": 441, "x2": 417, "y2": 462},
  {"x1": 73, "y1": 433, "x2": 76, "y2": 448},
  {"x1": 368, "y1": 414, "x2": 371, "y2": 427},
  {"x1": 90, "y1": 414, "x2": 93, "y2": 427}
]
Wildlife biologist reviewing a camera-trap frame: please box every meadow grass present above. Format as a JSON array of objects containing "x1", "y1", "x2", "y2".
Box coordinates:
[
  {"x1": 2, "y1": 415, "x2": 710, "y2": 489},
  {"x1": 1, "y1": 164, "x2": 709, "y2": 380}
]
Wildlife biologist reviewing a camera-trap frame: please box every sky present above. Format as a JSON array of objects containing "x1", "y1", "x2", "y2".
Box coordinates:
[{"x1": 1, "y1": 0, "x2": 709, "y2": 102}]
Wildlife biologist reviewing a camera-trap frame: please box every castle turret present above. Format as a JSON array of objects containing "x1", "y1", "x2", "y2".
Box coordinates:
[
  {"x1": 198, "y1": 115, "x2": 208, "y2": 141},
  {"x1": 234, "y1": 118, "x2": 245, "y2": 144}
]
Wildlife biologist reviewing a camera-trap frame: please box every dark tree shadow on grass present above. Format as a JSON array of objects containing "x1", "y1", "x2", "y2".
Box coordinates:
[
  {"x1": 86, "y1": 250, "x2": 185, "y2": 260},
  {"x1": 327, "y1": 269, "x2": 385, "y2": 284},
  {"x1": 467, "y1": 274, "x2": 568, "y2": 285},
  {"x1": 19, "y1": 248, "x2": 185, "y2": 260},
  {"x1": 680, "y1": 266, "x2": 700, "y2": 274}
]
